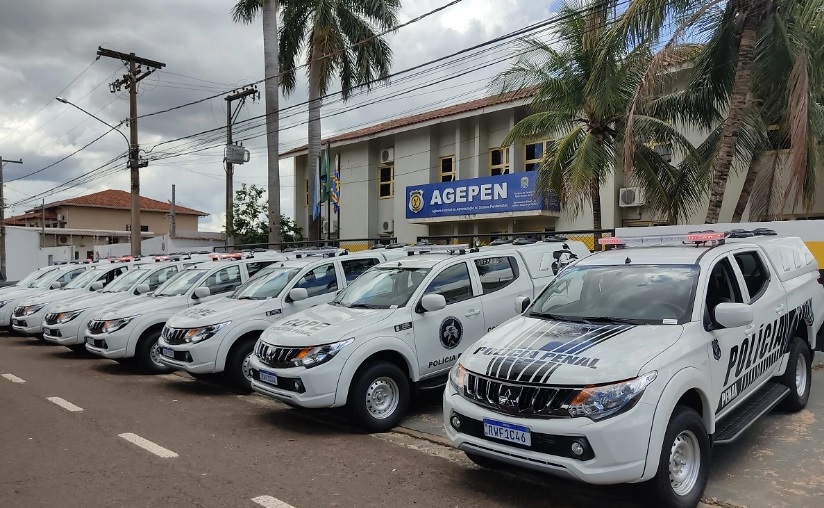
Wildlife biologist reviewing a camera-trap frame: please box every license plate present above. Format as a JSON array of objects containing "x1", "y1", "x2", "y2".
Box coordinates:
[
  {"x1": 161, "y1": 348, "x2": 174, "y2": 359},
  {"x1": 258, "y1": 370, "x2": 277, "y2": 385},
  {"x1": 85, "y1": 336, "x2": 94, "y2": 346},
  {"x1": 483, "y1": 418, "x2": 531, "y2": 447}
]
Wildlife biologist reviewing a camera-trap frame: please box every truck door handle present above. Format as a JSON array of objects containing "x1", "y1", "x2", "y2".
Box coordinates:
[
  {"x1": 465, "y1": 309, "x2": 480, "y2": 317},
  {"x1": 744, "y1": 325, "x2": 756, "y2": 335},
  {"x1": 775, "y1": 304, "x2": 785, "y2": 314}
]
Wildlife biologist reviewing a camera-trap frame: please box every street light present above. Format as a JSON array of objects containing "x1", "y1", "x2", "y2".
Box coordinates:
[{"x1": 56, "y1": 96, "x2": 142, "y2": 256}]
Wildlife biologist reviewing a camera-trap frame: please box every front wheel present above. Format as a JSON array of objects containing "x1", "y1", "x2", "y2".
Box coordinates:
[
  {"x1": 647, "y1": 406, "x2": 710, "y2": 508},
  {"x1": 135, "y1": 330, "x2": 173, "y2": 374},
  {"x1": 348, "y1": 362, "x2": 410, "y2": 433},
  {"x1": 779, "y1": 336, "x2": 812, "y2": 411},
  {"x1": 224, "y1": 337, "x2": 257, "y2": 392}
]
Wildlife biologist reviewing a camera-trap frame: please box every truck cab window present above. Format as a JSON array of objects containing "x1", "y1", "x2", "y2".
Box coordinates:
[
  {"x1": 705, "y1": 258, "x2": 743, "y2": 327},
  {"x1": 424, "y1": 263, "x2": 473, "y2": 304},
  {"x1": 733, "y1": 251, "x2": 769, "y2": 300}
]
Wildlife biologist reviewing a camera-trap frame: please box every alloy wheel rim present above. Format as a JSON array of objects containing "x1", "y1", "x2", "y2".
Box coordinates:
[
  {"x1": 149, "y1": 341, "x2": 165, "y2": 368},
  {"x1": 242, "y1": 353, "x2": 253, "y2": 381},
  {"x1": 365, "y1": 376, "x2": 399, "y2": 420},
  {"x1": 795, "y1": 356, "x2": 807, "y2": 397},
  {"x1": 668, "y1": 430, "x2": 701, "y2": 497}
]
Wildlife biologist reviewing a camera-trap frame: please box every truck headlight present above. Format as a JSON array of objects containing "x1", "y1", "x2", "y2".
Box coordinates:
[
  {"x1": 183, "y1": 321, "x2": 231, "y2": 344},
  {"x1": 17, "y1": 303, "x2": 47, "y2": 316},
  {"x1": 449, "y1": 363, "x2": 467, "y2": 392},
  {"x1": 54, "y1": 309, "x2": 86, "y2": 324},
  {"x1": 293, "y1": 338, "x2": 354, "y2": 369},
  {"x1": 99, "y1": 316, "x2": 139, "y2": 334},
  {"x1": 568, "y1": 371, "x2": 657, "y2": 421}
]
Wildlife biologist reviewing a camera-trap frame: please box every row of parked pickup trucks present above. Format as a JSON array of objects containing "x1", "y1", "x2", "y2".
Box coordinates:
[{"x1": 2, "y1": 231, "x2": 823, "y2": 508}]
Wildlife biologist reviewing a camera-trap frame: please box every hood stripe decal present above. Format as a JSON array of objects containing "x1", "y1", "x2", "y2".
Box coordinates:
[
  {"x1": 497, "y1": 320, "x2": 557, "y2": 379},
  {"x1": 487, "y1": 320, "x2": 552, "y2": 378},
  {"x1": 535, "y1": 324, "x2": 634, "y2": 383}
]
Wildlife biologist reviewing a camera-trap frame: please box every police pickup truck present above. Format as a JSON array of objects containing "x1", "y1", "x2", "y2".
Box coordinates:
[
  {"x1": 157, "y1": 248, "x2": 407, "y2": 391},
  {"x1": 85, "y1": 255, "x2": 286, "y2": 373},
  {"x1": 444, "y1": 231, "x2": 824, "y2": 508},
  {"x1": 1, "y1": 264, "x2": 90, "y2": 331},
  {"x1": 12, "y1": 262, "x2": 140, "y2": 337},
  {"x1": 249, "y1": 240, "x2": 591, "y2": 432},
  {"x1": 43, "y1": 262, "x2": 194, "y2": 351}
]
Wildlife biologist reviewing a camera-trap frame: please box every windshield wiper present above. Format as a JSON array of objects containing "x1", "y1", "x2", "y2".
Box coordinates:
[
  {"x1": 528, "y1": 312, "x2": 587, "y2": 323},
  {"x1": 238, "y1": 296, "x2": 264, "y2": 300},
  {"x1": 579, "y1": 316, "x2": 646, "y2": 325},
  {"x1": 346, "y1": 303, "x2": 374, "y2": 309}
]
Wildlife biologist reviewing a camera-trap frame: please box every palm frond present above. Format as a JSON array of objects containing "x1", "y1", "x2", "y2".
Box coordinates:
[{"x1": 232, "y1": 0, "x2": 263, "y2": 24}]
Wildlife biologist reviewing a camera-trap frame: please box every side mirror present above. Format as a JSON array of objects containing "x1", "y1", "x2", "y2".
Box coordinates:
[
  {"x1": 50, "y1": 282, "x2": 62, "y2": 289},
  {"x1": 90, "y1": 281, "x2": 105, "y2": 291},
  {"x1": 515, "y1": 296, "x2": 531, "y2": 314},
  {"x1": 420, "y1": 293, "x2": 447, "y2": 312},
  {"x1": 135, "y1": 284, "x2": 150, "y2": 295},
  {"x1": 193, "y1": 287, "x2": 211, "y2": 299},
  {"x1": 714, "y1": 302, "x2": 753, "y2": 329},
  {"x1": 288, "y1": 287, "x2": 309, "y2": 302}
]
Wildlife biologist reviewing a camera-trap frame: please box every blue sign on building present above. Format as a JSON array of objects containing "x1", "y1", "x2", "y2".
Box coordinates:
[{"x1": 405, "y1": 171, "x2": 560, "y2": 220}]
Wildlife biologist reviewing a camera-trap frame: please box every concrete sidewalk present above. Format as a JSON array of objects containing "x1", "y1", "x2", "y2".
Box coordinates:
[{"x1": 398, "y1": 353, "x2": 824, "y2": 508}]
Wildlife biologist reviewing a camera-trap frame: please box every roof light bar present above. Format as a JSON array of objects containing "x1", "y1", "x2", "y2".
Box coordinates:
[
  {"x1": 598, "y1": 232, "x2": 726, "y2": 247},
  {"x1": 403, "y1": 244, "x2": 471, "y2": 255},
  {"x1": 293, "y1": 247, "x2": 347, "y2": 258}
]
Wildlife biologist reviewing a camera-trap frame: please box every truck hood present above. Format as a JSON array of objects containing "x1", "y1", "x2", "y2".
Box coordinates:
[
  {"x1": 260, "y1": 304, "x2": 394, "y2": 347},
  {"x1": 92, "y1": 294, "x2": 186, "y2": 320},
  {"x1": 461, "y1": 317, "x2": 684, "y2": 385},
  {"x1": 50, "y1": 291, "x2": 134, "y2": 314},
  {"x1": 0, "y1": 287, "x2": 51, "y2": 303},
  {"x1": 166, "y1": 297, "x2": 275, "y2": 328},
  {"x1": 19, "y1": 288, "x2": 87, "y2": 307}
]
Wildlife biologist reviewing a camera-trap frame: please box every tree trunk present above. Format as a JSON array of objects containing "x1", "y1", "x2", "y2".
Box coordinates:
[
  {"x1": 731, "y1": 151, "x2": 765, "y2": 222},
  {"x1": 591, "y1": 177, "x2": 602, "y2": 231},
  {"x1": 704, "y1": 0, "x2": 762, "y2": 224},
  {"x1": 307, "y1": 42, "x2": 323, "y2": 241},
  {"x1": 262, "y1": 0, "x2": 282, "y2": 245}
]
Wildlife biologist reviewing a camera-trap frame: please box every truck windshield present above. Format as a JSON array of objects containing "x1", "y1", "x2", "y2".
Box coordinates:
[
  {"x1": 231, "y1": 268, "x2": 299, "y2": 300},
  {"x1": 102, "y1": 269, "x2": 147, "y2": 293},
  {"x1": 155, "y1": 269, "x2": 207, "y2": 297},
  {"x1": 17, "y1": 269, "x2": 52, "y2": 288},
  {"x1": 63, "y1": 269, "x2": 104, "y2": 290},
  {"x1": 529, "y1": 264, "x2": 699, "y2": 325},
  {"x1": 332, "y1": 267, "x2": 431, "y2": 309}
]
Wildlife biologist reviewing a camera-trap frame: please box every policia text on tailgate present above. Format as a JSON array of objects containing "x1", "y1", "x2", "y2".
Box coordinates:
[{"x1": 445, "y1": 231, "x2": 824, "y2": 508}]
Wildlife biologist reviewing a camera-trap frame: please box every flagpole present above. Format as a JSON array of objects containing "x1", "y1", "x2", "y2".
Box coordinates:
[
  {"x1": 335, "y1": 152, "x2": 340, "y2": 240},
  {"x1": 326, "y1": 142, "x2": 331, "y2": 242}
]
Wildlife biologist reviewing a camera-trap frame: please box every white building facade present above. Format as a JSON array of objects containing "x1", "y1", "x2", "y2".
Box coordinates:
[{"x1": 286, "y1": 89, "x2": 824, "y2": 245}]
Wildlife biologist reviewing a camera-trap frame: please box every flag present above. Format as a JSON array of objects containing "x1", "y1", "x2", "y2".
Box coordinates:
[
  {"x1": 320, "y1": 148, "x2": 330, "y2": 202},
  {"x1": 312, "y1": 156, "x2": 321, "y2": 220},
  {"x1": 331, "y1": 153, "x2": 340, "y2": 213}
]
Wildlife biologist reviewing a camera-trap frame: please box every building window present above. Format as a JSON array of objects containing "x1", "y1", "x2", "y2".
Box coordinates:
[
  {"x1": 653, "y1": 143, "x2": 673, "y2": 163},
  {"x1": 440, "y1": 156, "x2": 456, "y2": 182},
  {"x1": 378, "y1": 165, "x2": 394, "y2": 199},
  {"x1": 489, "y1": 147, "x2": 510, "y2": 176},
  {"x1": 525, "y1": 140, "x2": 551, "y2": 171}
]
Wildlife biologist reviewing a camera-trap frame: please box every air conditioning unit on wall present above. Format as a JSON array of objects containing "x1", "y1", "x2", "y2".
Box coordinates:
[
  {"x1": 619, "y1": 187, "x2": 646, "y2": 207},
  {"x1": 381, "y1": 220, "x2": 394, "y2": 233},
  {"x1": 380, "y1": 148, "x2": 395, "y2": 164},
  {"x1": 58, "y1": 235, "x2": 70, "y2": 245}
]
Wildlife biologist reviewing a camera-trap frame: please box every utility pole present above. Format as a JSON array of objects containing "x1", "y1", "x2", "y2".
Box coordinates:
[
  {"x1": 224, "y1": 87, "x2": 257, "y2": 247},
  {"x1": 170, "y1": 184, "x2": 177, "y2": 238},
  {"x1": 0, "y1": 157, "x2": 22, "y2": 278},
  {"x1": 97, "y1": 47, "x2": 165, "y2": 257}
]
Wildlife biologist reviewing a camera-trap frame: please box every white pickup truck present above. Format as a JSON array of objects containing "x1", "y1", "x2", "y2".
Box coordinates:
[
  {"x1": 84, "y1": 255, "x2": 286, "y2": 372},
  {"x1": 444, "y1": 231, "x2": 824, "y2": 508},
  {"x1": 249, "y1": 240, "x2": 591, "y2": 432},
  {"x1": 1, "y1": 264, "x2": 90, "y2": 330},
  {"x1": 157, "y1": 248, "x2": 407, "y2": 391}
]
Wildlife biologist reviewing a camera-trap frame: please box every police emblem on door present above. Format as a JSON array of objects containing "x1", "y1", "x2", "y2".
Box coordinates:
[
  {"x1": 408, "y1": 189, "x2": 424, "y2": 214},
  {"x1": 440, "y1": 317, "x2": 463, "y2": 349}
]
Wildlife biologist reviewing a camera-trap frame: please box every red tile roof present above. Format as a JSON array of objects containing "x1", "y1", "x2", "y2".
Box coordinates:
[
  {"x1": 3, "y1": 210, "x2": 58, "y2": 226},
  {"x1": 30, "y1": 190, "x2": 207, "y2": 216},
  {"x1": 281, "y1": 89, "x2": 534, "y2": 157}
]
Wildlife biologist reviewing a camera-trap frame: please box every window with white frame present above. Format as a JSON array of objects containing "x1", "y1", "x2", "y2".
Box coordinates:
[
  {"x1": 440, "y1": 156, "x2": 456, "y2": 182},
  {"x1": 378, "y1": 165, "x2": 394, "y2": 198},
  {"x1": 489, "y1": 147, "x2": 510, "y2": 175}
]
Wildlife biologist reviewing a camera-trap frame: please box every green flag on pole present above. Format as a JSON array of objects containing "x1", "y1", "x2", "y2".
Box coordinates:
[{"x1": 320, "y1": 148, "x2": 330, "y2": 202}]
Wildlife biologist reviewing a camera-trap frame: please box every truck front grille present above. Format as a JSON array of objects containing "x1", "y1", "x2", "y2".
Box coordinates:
[
  {"x1": 255, "y1": 342, "x2": 302, "y2": 368},
  {"x1": 162, "y1": 327, "x2": 190, "y2": 345},
  {"x1": 463, "y1": 372, "x2": 576, "y2": 418}
]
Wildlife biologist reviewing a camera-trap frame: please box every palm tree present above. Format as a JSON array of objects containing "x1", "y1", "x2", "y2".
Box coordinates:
[
  {"x1": 619, "y1": 0, "x2": 824, "y2": 223},
  {"x1": 494, "y1": 1, "x2": 699, "y2": 229},
  {"x1": 278, "y1": 0, "x2": 400, "y2": 238},
  {"x1": 232, "y1": 0, "x2": 283, "y2": 245}
]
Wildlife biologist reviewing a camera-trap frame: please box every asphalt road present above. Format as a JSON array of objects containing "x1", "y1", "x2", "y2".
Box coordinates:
[{"x1": 1, "y1": 333, "x2": 821, "y2": 508}]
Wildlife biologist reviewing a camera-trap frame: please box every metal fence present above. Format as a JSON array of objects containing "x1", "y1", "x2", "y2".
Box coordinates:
[
  {"x1": 416, "y1": 229, "x2": 615, "y2": 252},
  {"x1": 213, "y1": 237, "x2": 398, "y2": 254}
]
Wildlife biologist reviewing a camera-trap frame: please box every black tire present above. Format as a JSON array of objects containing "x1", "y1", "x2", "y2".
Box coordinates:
[
  {"x1": 779, "y1": 337, "x2": 812, "y2": 412},
  {"x1": 224, "y1": 337, "x2": 257, "y2": 392},
  {"x1": 348, "y1": 362, "x2": 410, "y2": 433},
  {"x1": 465, "y1": 453, "x2": 505, "y2": 470},
  {"x1": 647, "y1": 406, "x2": 711, "y2": 508},
  {"x1": 135, "y1": 330, "x2": 173, "y2": 374}
]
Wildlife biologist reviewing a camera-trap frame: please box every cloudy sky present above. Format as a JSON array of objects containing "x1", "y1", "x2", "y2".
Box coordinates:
[{"x1": 0, "y1": 0, "x2": 557, "y2": 232}]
